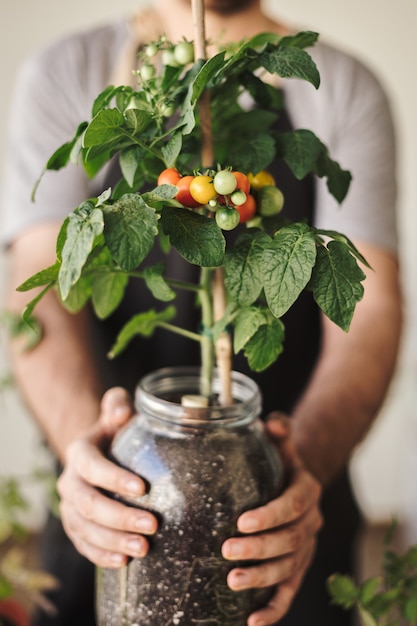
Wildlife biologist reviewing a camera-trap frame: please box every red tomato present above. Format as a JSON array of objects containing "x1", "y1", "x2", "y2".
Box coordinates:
[
  {"x1": 232, "y1": 171, "x2": 251, "y2": 195},
  {"x1": 235, "y1": 194, "x2": 256, "y2": 222},
  {"x1": 175, "y1": 175, "x2": 201, "y2": 208},
  {"x1": 157, "y1": 167, "x2": 181, "y2": 186}
]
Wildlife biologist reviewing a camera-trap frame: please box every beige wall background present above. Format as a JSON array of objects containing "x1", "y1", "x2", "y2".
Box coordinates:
[{"x1": 0, "y1": 0, "x2": 416, "y2": 530}]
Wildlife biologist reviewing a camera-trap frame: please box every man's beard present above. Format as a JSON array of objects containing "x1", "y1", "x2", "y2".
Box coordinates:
[{"x1": 184, "y1": 0, "x2": 257, "y2": 14}]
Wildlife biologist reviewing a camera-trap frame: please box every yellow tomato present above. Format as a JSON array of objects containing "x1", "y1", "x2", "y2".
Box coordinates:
[
  {"x1": 189, "y1": 175, "x2": 217, "y2": 204},
  {"x1": 247, "y1": 170, "x2": 276, "y2": 191}
]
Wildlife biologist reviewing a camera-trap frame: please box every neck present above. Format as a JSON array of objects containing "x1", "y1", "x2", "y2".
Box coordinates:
[{"x1": 150, "y1": 0, "x2": 289, "y2": 50}]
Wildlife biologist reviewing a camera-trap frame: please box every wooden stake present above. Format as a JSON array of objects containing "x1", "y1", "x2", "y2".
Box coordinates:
[{"x1": 190, "y1": 0, "x2": 233, "y2": 405}]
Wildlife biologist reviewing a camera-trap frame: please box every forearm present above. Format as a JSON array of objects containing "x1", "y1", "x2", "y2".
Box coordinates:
[
  {"x1": 6, "y1": 224, "x2": 103, "y2": 463},
  {"x1": 291, "y1": 243, "x2": 402, "y2": 486}
]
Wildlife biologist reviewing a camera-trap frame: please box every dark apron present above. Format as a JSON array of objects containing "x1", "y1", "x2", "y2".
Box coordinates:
[{"x1": 34, "y1": 103, "x2": 361, "y2": 626}]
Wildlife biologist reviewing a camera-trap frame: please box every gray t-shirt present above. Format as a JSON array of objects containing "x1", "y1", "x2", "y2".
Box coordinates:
[{"x1": 1, "y1": 17, "x2": 398, "y2": 252}]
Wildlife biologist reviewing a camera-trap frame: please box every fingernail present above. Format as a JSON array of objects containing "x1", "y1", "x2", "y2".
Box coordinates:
[
  {"x1": 127, "y1": 538, "x2": 145, "y2": 556},
  {"x1": 135, "y1": 517, "x2": 155, "y2": 533},
  {"x1": 125, "y1": 479, "x2": 143, "y2": 495},
  {"x1": 110, "y1": 553, "x2": 125, "y2": 564},
  {"x1": 238, "y1": 515, "x2": 259, "y2": 532},
  {"x1": 229, "y1": 571, "x2": 250, "y2": 590},
  {"x1": 223, "y1": 541, "x2": 242, "y2": 559}
]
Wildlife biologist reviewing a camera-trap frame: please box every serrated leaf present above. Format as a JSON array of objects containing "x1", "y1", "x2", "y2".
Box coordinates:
[
  {"x1": 124, "y1": 108, "x2": 153, "y2": 134},
  {"x1": 315, "y1": 149, "x2": 352, "y2": 203},
  {"x1": 277, "y1": 129, "x2": 322, "y2": 180},
  {"x1": 91, "y1": 271, "x2": 129, "y2": 319},
  {"x1": 224, "y1": 231, "x2": 270, "y2": 305},
  {"x1": 83, "y1": 109, "x2": 125, "y2": 147},
  {"x1": 357, "y1": 606, "x2": 378, "y2": 626},
  {"x1": 233, "y1": 306, "x2": 271, "y2": 353},
  {"x1": 103, "y1": 194, "x2": 159, "y2": 271},
  {"x1": 119, "y1": 147, "x2": 145, "y2": 187},
  {"x1": 60, "y1": 273, "x2": 92, "y2": 313},
  {"x1": 109, "y1": 306, "x2": 176, "y2": 358},
  {"x1": 359, "y1": 577, "x2": 382, "y2": 606},
  {"x1": 161, "y1": 207, "x2": 225, "y2": 267},
  {"x1": 327, "y1": 574, "x2": 359, "y2": 609},
  {"x1": 144, "y1": 263, "x2": 176, "y2": 302},
  {"x1": 242, "y1": 316, "x2": 285, "y2": 371},
  {"x1": 142, "y1": 184, "x2": 179, "y2": 204},
  {"x1": 279, "y1": 31, "x2": 319, "y2": 49},
  {"x1": 161, "y1": 131, "x2": 183, "y2": 167},
  {"x1": 17, "y1": 262, "x2": 59, "y2": 292},
  {"x1": 262, "y1": 223, "x2": 316, "y2": 318},
  {"x1": 191, "y1": 52, "x2": 227, "y2": 101},
  {"x1": 226, "y1": 132, "x2": 276, "y2": 174},
  {"x1": 58, "y1": 206, "x2": 104, "y2": 300},
  {"x1": 315, "y1": 229, "x2": 371, "y2": 268},
  {"x1": 308, "y1": 241, "x2": 366, "y2": 331},
  {"x1": 259, "y1": 46, "x2": 320, "y2": 88}
]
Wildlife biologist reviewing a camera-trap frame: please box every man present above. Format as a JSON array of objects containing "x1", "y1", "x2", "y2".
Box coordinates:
[{"x1": 2, "y1": 0, "x2": 402, "y2": 624}]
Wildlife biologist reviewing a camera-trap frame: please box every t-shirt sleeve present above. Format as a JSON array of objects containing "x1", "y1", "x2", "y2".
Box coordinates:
[{"x1": 285, "y1": 43, "x2": 398, "y2": 254}]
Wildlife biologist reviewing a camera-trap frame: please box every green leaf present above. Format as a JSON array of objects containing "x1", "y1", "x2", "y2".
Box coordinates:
[
  {"x1": 359, "y1": 577, "x2": 382, "y2": 606},
  {"x1": 17, "y1": 262, "x2": 59, "y2": 292},
  {"x1": 124, "y1": 108, "x2": 153, "y2": 134},
  {"x1": 357, "y1": 606, "x2": 379, "y2": 626},
  {"x1": 83, "y1": 109, "x2": 125, "y2": 147},
  {"x1": 109, "y1": 306, "x2": 176, "y2": 358},
  {"x1": 161, "y1": 207, "x2": 225, "y2": 267},
  {"x1": 91, "y1": 85, "x2": 130, "y2": 116},
  {"x1": 191, "y1": 51, "x2": 227, "y2": 101},
  {"x1": 119, "y1": 147, "x2": 145, "y2": 187},
  {"x1": 404, "y1": 596, "x2": 417, "y2": 623},
  {"x1": 224, "y1": 231, "x2": 270, "y2": 305},
  {"x1": 259, "y1": 46, "x2": 320, "y2": 88},
  {"x1": 58, "y1": 206, "x2": 104, "y2": 300},
  {"x1": 277, "y1": 130, "x2": 322, "y2": 180},
  {"x1": 234, "y1": 306, "x2": 271, "y2": 353},
  {"x1": 315, "y1": 229, "x2": 371, "y2": 269},
  {"x1": 142, "y1": 184, "x2": 179, "y2": 204},
  {"x1": 279, "y1": 31, "x2": 319, "y2": 49},
  {"x1": 308, "y1": 241, "x2": 366, "y2": 331},
  {"x1": 103, "y1": 194, "x2": 159, "y2": 271},
  {"x1": 262, "y1": 223, "x2": 317, "y2": 318},
  {"x1": 161, "y1": 131, "x2": 183, "y2": 167},
  {"x1": 143, "y1": 263, "x2": 176, "y2": 302},
  {"x1": 327, "y1": 574, "x2": 359, "y2": 609},
  {"x1": 61, "y1": 273, "x2": 92, "y2": 313},
  {"x1": 224, "y1": 132, "x2": 276, "y2": 174},
  {"x1": 314, "y1": 148, "x2": 352, "y2": 203},
  {"x1": 91, "y1": 271, "x2": 129, "y2": 319},
  {"x1": 242, "y1": 315, "x2": 285, "y2": 371}
]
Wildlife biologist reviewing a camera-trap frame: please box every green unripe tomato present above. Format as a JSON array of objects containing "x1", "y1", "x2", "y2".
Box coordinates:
[
  {"x1": 213, "y1": 170, "x2": 237, "y2": 195},
  {"x1": 257, "y1": 185, "x2": 285, "y2": 216},
  {"x1": 145, "y1": 43, "x2": 159, "y2": 58},
  {"x1": 215, "y1": 207, "x2": 240, "y2": 231},
  {"x1": 230, "y1": 189, "x2": 247, "y2": 206},
  {"x1": 173, "y1": 41, "x2": 195, "y2": 65},
  {"x1": 162, "y1": 48, "x2": 179, "y2": 67},
  {"x1": 140, "y1": 64, "x2": 156, "y2": 81}
]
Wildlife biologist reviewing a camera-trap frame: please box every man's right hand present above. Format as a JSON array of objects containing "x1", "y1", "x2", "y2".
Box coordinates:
[{"x1": 57, "y1": 387, "x2": 158, "y2": 567}]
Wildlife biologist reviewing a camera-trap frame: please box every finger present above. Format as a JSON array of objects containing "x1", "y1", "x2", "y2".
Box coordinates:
[
  {"x1": 246, "y1": 562, "x2": 310, "y2": 626},
  {"x1": 264, "y1": 412, "x2": 291, "y2": 439},
  {"x1": 100, "y1": 386, "x2": 134, "y2": 431},
  {"x1": 61, "y1": 505, "x2": 151, "y2": 565},
  {"x1": 237, "y1": 469, "x2": 322, "y2": 533},
  {"x1": 223, "y1": 505, "x2": 322, "y2": 562},
  {"x1": 58, "y1": 473, "x2": 157, "y2": 535},
  {"x1": 65, "y1": 438, "x2": 146, "y2": 498},
  {"x1": 227, "y1": 535, "x2": 316, "y2": 592}
]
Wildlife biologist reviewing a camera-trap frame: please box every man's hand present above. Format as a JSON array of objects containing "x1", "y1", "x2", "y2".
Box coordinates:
[
  {"x1": 221, "y1": 414, "x2": 323, "y2": 626},
  {"x1": 57, "y1": 387, "x2": 158, "y2": 568}
]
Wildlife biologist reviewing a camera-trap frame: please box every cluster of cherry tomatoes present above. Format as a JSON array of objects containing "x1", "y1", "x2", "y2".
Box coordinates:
[{"x1": 157, "y1": 167, "x2": 284, "y2": 231}]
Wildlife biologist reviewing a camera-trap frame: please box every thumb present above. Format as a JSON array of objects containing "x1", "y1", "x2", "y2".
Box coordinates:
[{"x1": 100, "y1": 386, "x2": 134, "y2": 433}]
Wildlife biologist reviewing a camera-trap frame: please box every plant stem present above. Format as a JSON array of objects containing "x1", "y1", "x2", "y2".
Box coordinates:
[
  {"x1": 191, "y1": 0, "x2": 233, "y2": 405},
  {"x1": 199, "y1": 266, "x2": 215, "y2": 397}
]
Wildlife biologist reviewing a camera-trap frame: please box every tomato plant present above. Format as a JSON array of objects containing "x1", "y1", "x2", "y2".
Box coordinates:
[
  {"x1": 215, "y1": 207, "x2": 240, "y2": 230},
  {"x1": 174, "y1": 41, "x2": 194, "y2": 66}
]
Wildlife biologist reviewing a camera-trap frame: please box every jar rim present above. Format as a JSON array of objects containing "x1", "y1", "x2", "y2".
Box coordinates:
[{"x1": 135, "y1": 367, "x2": 262, "y2": 427}]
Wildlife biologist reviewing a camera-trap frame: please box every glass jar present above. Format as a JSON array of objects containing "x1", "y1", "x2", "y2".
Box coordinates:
[{"x1": 96, "y1": 367, "x2": 284, "y2": 625}]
